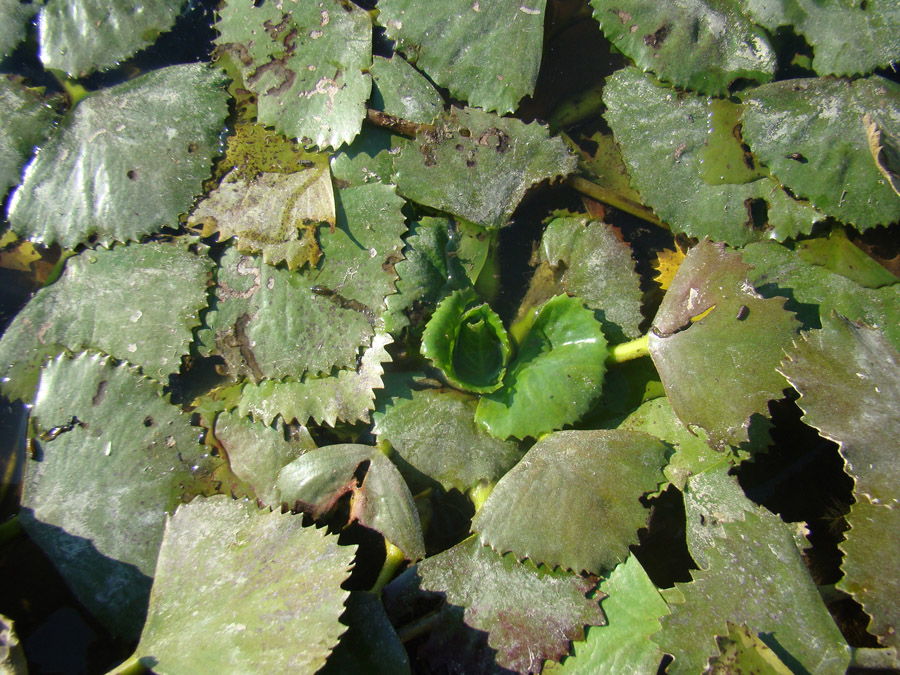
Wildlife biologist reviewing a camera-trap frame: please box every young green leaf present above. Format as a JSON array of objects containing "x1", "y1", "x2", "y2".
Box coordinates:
[
  {"x1": 377, "y1": 0, "x2": 546, "y2": 114},
  {"x1": 472, "y1": 429, "x2": 666, "y2": 575},
  {"x1": 648, "y1": 239, "x2": 799, "y2": 450},
  {"x1": 589, "y1": 0, "x2": 776, "y2": 95},
  {"x1": 603, "y1": 67, "x2": 824, "y2": 246},
  {"x1": 215, "y1": 0, "x2": 372, "y2": 149},
  {"x1": 422, "y1": 288, "x2": 511, "y2": 394},
  {"x1": 38, "y1": 0, "x2": 184, "y2": 77},
  {"x1": 21, "y1": 352, "x2": 219, "y2": 640},
  {"x1": 741, "y1": 75, "x2": 900, "y2": 229},
  {"x1": 418, "y1": 535, "x2": 606, "y2": 674},
  {"x1": 7, "y1": 63, "x2": 229, "y2": 248},
  {"x1": 136, "y1": 496, "x2": 356, "y2": 674}
]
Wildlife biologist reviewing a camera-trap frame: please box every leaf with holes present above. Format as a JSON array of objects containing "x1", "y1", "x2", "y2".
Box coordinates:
[
  {"x1": 214, "y1": 0, "x2": 371, "y2": 149},
  {"x1": 418, "y1": 535, "x2": 606, "y2": 674},
  {"x1": 136, "y1": 496, "x2": 356, "y2": 674},
  {"x1": 472, "y1": 430, "x2": 667, "y2": 575},
  {"x1": 377, "y1": 0, "x2": 545, "y2": 114},
  {"x1": 7, "y1": 64, "x2": 228, "y2": 248}
]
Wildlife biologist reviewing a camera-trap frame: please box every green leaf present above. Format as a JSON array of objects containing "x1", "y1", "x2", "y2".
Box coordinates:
[
  {"x1": 370, "y1": 55, "x2": 443, "y2": 125},
  {"x1": 0, "y1": 242, "x2": 212, "y2": 402},
  {"x1": 418, "y1": 535, "x2": 606, "y2": 674},
  {"x1": 7, "y1": 63, "x2": 229, "y2": 248},
  {"x1": 741, "y1": 75, "x2": 900, "y2": 229},
  {"x1": 794, "y1": 227, "x2": 900, "y2": 289},
  {"x1": 648, "y1": 239, "x2": 799, "y2": 450},
  {"x1": 589, "y1": 0, "x2": 775, "y2": 95},
  {"x1": 20, "y1": 352, "x2": 217, "y2": 639},
  {"x1": 743, "y1": 240, "x2": 900, "y2": 351},
  {"x1": 188, "y1": 122, "x2": 335, "y2": 271},
  {"x1": 779, "y1": 314, "x2": 900, "y2": 505},
  {"x1": 743, "y1": 0, "x2": 900, "y2": 76},
  {"x1": 573, "y1": 133, "x2": 645, "y2": 214},
  {"x1": 38, "y1": 0, "x2": 184, "y2": 77},
  {"x1": 548, "y1": 556, "x2": 668, "y2": 675},
  {"x1": 373, "y1": 387, "x2": 524, "y2": 494},
  {"x1": 837, "y1": 497, "x2": 900, "y2": 648},
  {"x1": 392, "y1": 107, "x2": 576, "y2": 230},
  {"x1": 603, "y1": 68, "x2": 824, "y2": 246},
  {"x1": 617, "y1": 397, "x2": 731, "y2": 491},
  {"x1": 0, "y1": 76, "x2": 59, "y2": 199},
  {"x1": 377, "y1": 0, "x2": 546, "y2": 114},
  {"x1": 236, "y1": 329, "x2": 393, "y2": 427},
  {"x1": 707, "y1": 622, "x2": 796, "y2": 674},
  {"x1": 213, "y1": 411, "x2": 316, "y2": 507},
  {"x1": 653, "y1": 509, "x2": 850, "y2": 674},
  {"x1": 537, "y1": 215, "x2": 644, "y2": 342},
  {"x1": 320, "y1": 592, "x2": 411, "y2": 675},
  {"x1": 422, "y1": 288, "x2": 511, "y2": 393},
  {"x1": 136, "y1": 496, "x2": 356, "y2": 674},
  {"x1": 476, "y1": 294, "x2": 608, "y2": 440},
  {"x1": 277, "y1": 444, "x2": 425, "y2": 561},
  {"x1": 0, "y1": 0, "x2": 37, "y2": 59},
  {"x1": 472, "y1": 429, "x2": 666, "y2": 575},
  {"x1": 214, "y1": 0, "x2": 371, "y2": 149},
  {"x1": 200, "y1": 183, "x2": 405, "y2": 383}
]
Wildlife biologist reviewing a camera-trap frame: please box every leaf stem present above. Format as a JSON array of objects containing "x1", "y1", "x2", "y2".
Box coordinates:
[
  {"x1": 397, "y1": 609, "x2": 441, "y2": 643},
  {"x1": 568, "y1": 175, "x2": 665, "y2": 228},
  {"x1": 366, "y1": 109, "x2": 434, "y2": 138},
  {"x1": 104, "y1": 655, "x2": 149, "y2": 675},
  {"x1": 606, "y1": 334, "x2": 650, "y2": 365},
  {"x1": 371, "y1": 540, "x2": 406, "y2": 595}
]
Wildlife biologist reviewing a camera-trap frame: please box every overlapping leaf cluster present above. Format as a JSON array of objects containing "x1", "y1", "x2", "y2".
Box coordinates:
[{"x1": 0, "y1": 0, "x2": 899, "y2": 672}]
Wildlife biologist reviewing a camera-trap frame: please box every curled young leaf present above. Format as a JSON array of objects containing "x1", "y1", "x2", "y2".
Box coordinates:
[{"x1": 421, "y1": 288, "x2": 512, "y2": 394}]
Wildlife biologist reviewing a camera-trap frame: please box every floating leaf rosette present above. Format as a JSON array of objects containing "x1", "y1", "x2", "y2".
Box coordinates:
[{"x1": 421, "y1": 288, "x2": 512, "y2": 394}]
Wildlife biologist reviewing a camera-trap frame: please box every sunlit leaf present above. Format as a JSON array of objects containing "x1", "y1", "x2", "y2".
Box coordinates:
[
  {"x1": 603, "y1": 68, "x2": 824, "y2": 246},
  {"x1": 237, "y1": 329, "x2": 393, "y2": 427},
  {"x1": 393, "y1": 107, "x2": 576, "y2": 230},
  {"x1": 136, "y1": 496, "x2": 356, "y2": 674},
  {"x1": 547, "y1": 556, "x2": 668, "y2": 675},
  {"x1": 779, "y1": 314, "x2": 900, "y2": 505},
  {"x1": 20, "y1": 352, "x2": 218, "y2": 639},
  {"x1": 743, "y1": 0, "x2": 900, "y2": 76},
  {"x1": 0, "y1": 612, "x2": 26, "y2": 675},
  {"x1": 794, "y1": 227, "x2": 900, "y2": 289},
  {"x1": 277, "y1": 444, "x2": 425, "y2": 561},
  {"x1": 373, "y1": 387, "x2": 524, "y2": 494},
  {"x1": 215, "y1": 0, "x2": 371, "y2": 149},
  {"x1": 707, "y1": 622, "x2": 796, "y2": 674},
  {"x1": 0, "y1": 76, "x2": 59, "y2": 199},
  {"x1": 377, "y1": 0, "x2": 546, "y2": 114},
  {"x1": 7, "y1": 63, "x2": 229, "y2": 248},
  {"x1": 213, "y1": 411, "x2": 316, "y2": 507},
  {"x1": 654, "y1": 509, "x2": 850, "y2": 674},
  {"x1": 589, "y1": 0, "x2": 775, "y2": 95},
  {"x1": 418, "y1": 535, "x2": 606, "y2": 674},
  {"x1": 370, "y1": 54, "x2": 443, "y2": 125},
  {"x1": 473, "y1": 430, "x2": 666, "y2": 575},
  {"x1": 0, "y1": 242, "x2": 212, "y2": 402},
  {"x1": 837, "y1": 497, "x2": 900, "y2": 648},
  {"x1": 741, "y1": 75, "x2": 900, "y2": 229},
  {"x1": 38, "y1": 0, "x2": 184, "y2": 77},
  {"x1": 648, "y1": 239, "x2": 799, "y2": 450}
]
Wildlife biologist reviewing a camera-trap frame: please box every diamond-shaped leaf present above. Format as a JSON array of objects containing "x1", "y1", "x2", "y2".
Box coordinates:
[
  {"x1": 741, "y1": 75, "x2": 900, "y2": 229},
  {"x1": 38, "y1": 0, "x2": 185, "y2": 77},
  {"x1": 277, "y1": 444, "x2": 425, "y2": 561},
  {"x1": 7, "y1": 63, "x2": 229, "y2": 248},
  {"x1": 215, "y1": 0, "x2": 371, "y2": 149},
  {"x1": 392, "y1": 107, "x2": 576, "y2": 230},
  {"x1": 589, "y1": 0, "x2": 776, "y2": 95},
  {"x1": 648, "y1": 239, "x2": 799, "y2": 450},
  {"x1": 377, "y1": 0, "x2": 545, "y2": 114},
  {"x1": 779, "y1": 314, "x2": 900, "y2": 505},
  {"x1": 20, "y1": 352, "x2": 218, "y2": 640},
  {"x1": 654, "y1": 509, "x2": 850, "y2": 674},
  {"x1": 136, "y1": 496, "x2": 356, "y2": 674},
  {"x1": 0, "y1": 242, "x2": 212, "y2": 402},
  {"x1": 603, "y1": 67, "x2": 823, "y2": 246},
  {"x1": 418, "y1": 535, "x2": 606, "y2": 674},
  {"x1": 472, "y1": 429, "x2": 667, "y2": 575}
]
